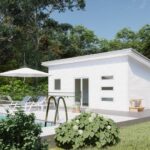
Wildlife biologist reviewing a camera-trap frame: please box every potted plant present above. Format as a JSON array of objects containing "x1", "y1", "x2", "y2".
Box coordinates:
[
  {"x1": 130, "y1": 99, "x2": 142, "y2": 107},
  {"x1": 72, "y1": 102, "x2": 81, "y2": 113}
]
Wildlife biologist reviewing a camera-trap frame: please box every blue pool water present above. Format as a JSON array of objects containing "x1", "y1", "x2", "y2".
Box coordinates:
[
  {"x1": 0, "y1": 114, "x2": 54, "y2": 127},
  {"x1": 0, "y1": 114, "x2": 6, "y2": 120}
]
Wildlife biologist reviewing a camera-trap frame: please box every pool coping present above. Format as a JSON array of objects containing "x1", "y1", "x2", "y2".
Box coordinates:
[{"x1": 1, "y1": 107, "x2": 150, "y2": 137}]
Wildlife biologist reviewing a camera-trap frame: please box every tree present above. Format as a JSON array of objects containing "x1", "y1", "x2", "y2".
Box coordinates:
[
  {"x1": 0, "y1": 0, "x2": 86, "y2": 71},
  {"x1": 116, "y1": 28, "x2": 136, "y2": 42},
  {"x1": 137, "y1": 24, "x2": 150, "y2": 58},
  {"x1": 98, "y1": 26, "x2": 150, "y2": 59},
  {"x1": 39, "y1": 24, "x2": 101, "y2": 59},
  {"x1": 62, "y1": 25, "x2": 100, "y2": 57},
  {"x1": 114, "y1": 28, "x2": 139, "y2": 50},
  {"x1": 39, "y1": 19, "x2": 73, "y2": 60}
]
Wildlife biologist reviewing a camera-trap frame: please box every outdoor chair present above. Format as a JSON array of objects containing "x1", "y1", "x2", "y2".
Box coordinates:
[
  {"x1": 9, "y1": 96, "x2": 33, "y2": 111},
  {"x1": 0, "y1": 95, "x2": 13, "y2": 105},
  {"x1": 29, "y1": 96, "x2": 47, "y2": 111}
]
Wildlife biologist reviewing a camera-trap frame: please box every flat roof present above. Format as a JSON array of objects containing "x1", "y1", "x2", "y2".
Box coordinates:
[{"x1": 42, "y1": 48, "x2": 150, "y2": 68}]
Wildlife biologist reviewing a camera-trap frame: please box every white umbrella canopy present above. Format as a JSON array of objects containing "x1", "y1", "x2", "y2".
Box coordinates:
[{"x1": 0, "y1": 67, "x2": 49, "y2": 77}]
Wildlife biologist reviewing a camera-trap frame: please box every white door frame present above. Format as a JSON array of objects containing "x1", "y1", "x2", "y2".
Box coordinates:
[{"x1": 75, "y1": 78, "x2": 89, "y2": 107}]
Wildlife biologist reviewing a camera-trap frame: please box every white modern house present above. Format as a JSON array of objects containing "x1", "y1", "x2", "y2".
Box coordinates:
[{"x1": 42, "y1": 48, "x2": 150, "y2": 111}]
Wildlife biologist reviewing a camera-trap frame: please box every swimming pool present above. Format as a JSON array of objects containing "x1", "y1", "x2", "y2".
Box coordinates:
[
  {"x1": 0, "y1": 113, "x2": 6, "y2": 120},
  {"x1": 0, "y1": 113, "x2": 55, "y2": 127}
]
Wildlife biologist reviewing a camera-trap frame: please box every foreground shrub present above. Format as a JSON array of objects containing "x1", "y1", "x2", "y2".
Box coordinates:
[
  {"x1": 0, "y1": 110, "x2": 48, "y2": 150},
  {"x1": 55, "y1": 112, "x2": 120, "y2": 149}
]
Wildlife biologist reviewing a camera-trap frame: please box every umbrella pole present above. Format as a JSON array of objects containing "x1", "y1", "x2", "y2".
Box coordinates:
[{"x1": 23, "y1": 77, "x2": 26, "y2": 83}]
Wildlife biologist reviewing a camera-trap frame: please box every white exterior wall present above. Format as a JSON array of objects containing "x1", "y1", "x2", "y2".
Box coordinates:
[
  {"x1": 48, "y1": 56, "x2": 129, "y2": 111},
  {"x1": 128, "y1": 57, "x2": 150, "y2": 109}
]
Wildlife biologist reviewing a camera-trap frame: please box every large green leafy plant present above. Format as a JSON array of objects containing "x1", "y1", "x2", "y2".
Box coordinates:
[
  {"x1": 0, "y1": 110, "x2": 48, "y2": 150},
  {"x1": 0, "y1": 80, "x2": 32, "y2": 100},
  {"x1": 55, "y1": 112, "x2": 120, "y2": 149},
  {"x1": 0, "y1": 79, "x2": 48, "y2": 100}
]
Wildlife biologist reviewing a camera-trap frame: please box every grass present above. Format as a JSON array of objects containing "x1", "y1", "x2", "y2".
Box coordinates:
[{"x1": 48, "y1": 121, "x2": 150, "y2": 150}]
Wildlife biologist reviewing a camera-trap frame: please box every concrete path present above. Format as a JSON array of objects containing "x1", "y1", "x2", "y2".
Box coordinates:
[
  {"x1": 84, "y1": 108, "x2": 150, "y2": 127},
  {"x1": 82, "y1": 108, "x2": 150, "y2": 118}
]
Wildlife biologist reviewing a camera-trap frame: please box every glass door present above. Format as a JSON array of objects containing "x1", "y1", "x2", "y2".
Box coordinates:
[
  {"x1": 75, "y1": 78, "x2": 89, "y2": 106},
  {"x1": 82, "y1": 78, "x2": 89, "y2": 106}
]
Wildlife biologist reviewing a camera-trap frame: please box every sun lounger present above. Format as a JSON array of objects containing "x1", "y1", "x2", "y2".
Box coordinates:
[
  {"x1": 0, "y1": 95, "x2": 13, "y2": 104},
  {"x1": 29, "y1": 96, "x2": 47, "y2": 111},
  {"x1": 9, "y1": 96, "x2": 33, "y2": 111}
]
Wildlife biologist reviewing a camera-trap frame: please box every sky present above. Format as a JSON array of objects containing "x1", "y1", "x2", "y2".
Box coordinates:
[{"x1": 51, "y1": 0, "x2": 150, "y2": 39}]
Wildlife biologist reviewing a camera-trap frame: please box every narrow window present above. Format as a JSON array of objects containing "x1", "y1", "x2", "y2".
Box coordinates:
[
  {"x1": 101, "y1": 76, "x2": 113, "y2": 80},
  {"x1": 101, "y1": 87, "x2": 113, "y2": 90},
  {"x1": 54, "y1": 79, "x2": 61, "y2": 90},
  {"x1": 101, "y1": 97, "x2": 113, "y2": 101}
]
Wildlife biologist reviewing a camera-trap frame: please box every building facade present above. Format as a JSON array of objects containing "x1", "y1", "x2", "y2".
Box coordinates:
[{"x1": 42, "y1": 48, "x2": 150, "y2": 111}]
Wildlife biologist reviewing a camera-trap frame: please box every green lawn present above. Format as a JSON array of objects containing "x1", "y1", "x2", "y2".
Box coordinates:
[{"x1": 48, "y1": 121, "x2": 150, "y2": 150}]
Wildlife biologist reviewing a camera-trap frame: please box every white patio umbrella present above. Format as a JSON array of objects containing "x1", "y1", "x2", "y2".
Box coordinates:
[{"x1": 0, "y1": 67, "x2": 49, "y2": 77}]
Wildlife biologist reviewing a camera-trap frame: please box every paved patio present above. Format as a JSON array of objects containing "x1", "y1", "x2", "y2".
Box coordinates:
[
  {"x1": 1, "y1": 105, "x2": 150, "y2": 128},
  {"x1": 82, "y1": 108, "x2": 150, "y2": 127},
  {"x1": 85, "y1": 108, "x2": 150, "y2": 118}
]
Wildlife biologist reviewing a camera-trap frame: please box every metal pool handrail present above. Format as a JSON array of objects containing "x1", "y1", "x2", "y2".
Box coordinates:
[
  {"x1": 44, "y1": 96, "x2": 57, "y2": 127},
  {"x1": 44, "y1": 95, "x2": 68, "y2": 127},
  {"x1": 54, "y1": 96, "x2": 68, "y2": 124}
]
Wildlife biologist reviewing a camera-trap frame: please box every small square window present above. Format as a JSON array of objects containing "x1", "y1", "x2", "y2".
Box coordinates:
[{"x1": 54, "y1": 79, "x2": 61, "y2": 90}]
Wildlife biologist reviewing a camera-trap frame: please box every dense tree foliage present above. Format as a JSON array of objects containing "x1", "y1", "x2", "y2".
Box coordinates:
[
  {"x1": 0, "y1": 0, "x2": 86, "y2": 72},
  {"x1": 0, "y1": 0, "x2": 150, "y2": 73},
  {"x1": 138, "y1": 25, "x2": 150, "y2": 58},
  {"x1": 0, "y1": 0, "x2": 150, "y2": 95},
  {"x1": 98, "y1": 25, "x2": 150, "y2": 58}
]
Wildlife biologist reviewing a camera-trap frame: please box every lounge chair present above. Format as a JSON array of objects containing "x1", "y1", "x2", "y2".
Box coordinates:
[
  {"x1": 9, "y1": 96, "x2": 33, "y2": 111},
  {"x1": 0, "y1": 95, "x2": 13, "y2": 104},
  {"x1": 29, "y1": 96, "x2": 47, "y2": 111}
]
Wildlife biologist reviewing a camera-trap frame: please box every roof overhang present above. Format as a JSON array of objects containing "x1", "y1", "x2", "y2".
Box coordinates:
[{"x1": 42, "y1": 48, "x2": 150, "y2": 69}]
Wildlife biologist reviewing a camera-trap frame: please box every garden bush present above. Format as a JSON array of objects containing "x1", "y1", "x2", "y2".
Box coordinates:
[
  {"x1": 55, "y1": 112, "x2": 120, "y2": 149},
  {"x1": 0, "y1": 110, "x2": 48, "y2": 150},
  {"x1": 0, "y1": 80, "x2": 33, "y2": 100},
  {"x1": 0, "y1": 79, "x2": 48, "y2": 100}
]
